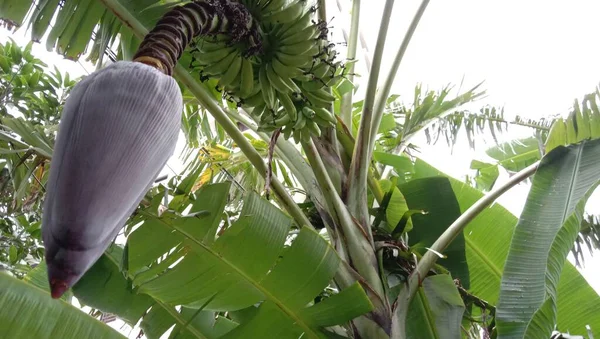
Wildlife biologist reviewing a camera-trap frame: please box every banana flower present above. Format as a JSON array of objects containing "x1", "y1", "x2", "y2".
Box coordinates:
[{"x1": 42, "y1": 61, "x2": 182, "y2": 298}]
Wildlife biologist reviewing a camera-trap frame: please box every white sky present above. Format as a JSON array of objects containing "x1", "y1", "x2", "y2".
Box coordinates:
[{"x1": 1, "y1": 0, "x2": 599, "y2": 323}]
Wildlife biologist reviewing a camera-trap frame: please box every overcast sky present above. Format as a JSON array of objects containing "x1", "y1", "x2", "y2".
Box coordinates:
[{"x1": 2, "y1": 0, "x2": 599, "y2": 299}]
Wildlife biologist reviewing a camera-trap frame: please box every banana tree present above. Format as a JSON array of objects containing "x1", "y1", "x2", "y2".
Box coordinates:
[{"x1": 1, "y1": 0, "x2": 600, "y2": 338}]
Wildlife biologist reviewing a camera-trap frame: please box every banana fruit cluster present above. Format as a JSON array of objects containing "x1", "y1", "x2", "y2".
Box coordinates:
[{"x1": 190, "y1": 0, "x2": 344, "y2": 143}]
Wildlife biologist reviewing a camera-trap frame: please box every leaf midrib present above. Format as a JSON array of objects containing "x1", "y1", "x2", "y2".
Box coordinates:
[
  {"x1": 149, "y1": 214, "x2": 322, "y2": 339},
  {"x1": 559, "y1": 144, "x2": 584, "y2": 226},
  {"x1": 104, "y1": 250, "x2": 209, "y2": 339}
]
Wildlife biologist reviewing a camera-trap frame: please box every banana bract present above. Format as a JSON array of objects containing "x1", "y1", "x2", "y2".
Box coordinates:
[{"x1": 42, "y1": 61, "x2": 182, "y2": 298}]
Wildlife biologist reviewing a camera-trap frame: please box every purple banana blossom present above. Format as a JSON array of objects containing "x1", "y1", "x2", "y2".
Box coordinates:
[{"x1": 42, "y1": 61, "x2": 182, "y2": 298}]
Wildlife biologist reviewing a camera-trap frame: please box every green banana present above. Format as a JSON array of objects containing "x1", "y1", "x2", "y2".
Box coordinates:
[
  {"x1": 259, "y1": 65, "x2": 277, "y2": 108},
  {"x1": 312, "y1": 114, "x2": 332, "y2": 127},
  {"x1": 282, "y1": 125, "x2": 293, "y2": 139},
  {"x1": 265, "y1": 0, "x2": 305, "y2": 24},
  {"x1": 306, "y1": 120, "x2": 321, "y2": 137},
  {"x1": 198, "y1": 39, "x2": 229, "y2": 52},
  {"x1": 238, "y1": 57, "x2": 255, "y2": 98},
  {"x1": 279, "y1": 40, "x2": 314, "y2": 55},
  {"x1": 303, "y1": 89, "x2": 332, "y2": 108},
  {"x1": 310, "y1": 87, "x2": 337, "y2": 102},
  {"x1": 292, "y1": 129, "x2": 301, "y2": 144},
  {"x1": 273, "y1": 113, "x2": 291, "y2": 127},
  {"x1": 311, "y1": 62, "x2": 332, "y2": 79},
  {"x1": 251, "y1": 103, "x2": 267, "y2": 117},
  {"x1": 263, "y1": 0, "x2": 286, "y2": 12},
  {"x1": 301, "y1": 106, "x2": 316, "y2": 119},
  {"x1": 281, "y1": 25, "x2": 319, "y2": 45},
  {"x1": 260, "y1": 108, "x2": 277, "y2": 124},
  {"x1": 293, "y1": 111, "x2": 306, "y2": 130},
  {"x1": 279, "y1": 9, "x2": 315, "y2": 39},
  {"x1": 326, "y1": 75, "x2": 344, "y2": 87},
  {"x1": 301, "y1": 128, "x2": 312, "y2": 142},
  {"x1": 243, "y1": 89, "x2": 265, "y2": 106},
  {"x1": 193, "y1": 46, "x2": 236, "y2": 65},
  {"x1": 202, "y1": 50, "x2": 237, "y2": 75},
  {"x1": 301, "y1": 80, "x2": 325, "y2": 92},
  {"x1": 275, "y1": 52, "x2": 313, "y2": 68},
  {"x1": 278, "y1": 92, "x2": 297, "y2": 121},
  {"x1": 219, "y1": 53, "x2": 242, "y2": 87},
  {"x1": 266, "y1": 63, "x2": 292, "y2": 94},
  {"x1": 313, "y1": 106, "x2": 337, "y2": 123},
  {"x1": 295, "y1": 73, "x2": 314, "y2": 82},
  {"x1": 272, "y1": 57, "x2": 302, "y2": 78},
  {"x1": 280, "y1": 76, "x2": 302, "y2": 93}
]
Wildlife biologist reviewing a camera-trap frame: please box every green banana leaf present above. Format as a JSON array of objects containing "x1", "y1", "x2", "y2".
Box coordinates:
[
  {"x1": 405, "y1": 274, "x2": 465, "y2": 339},
  {"x1": 67, "y1": 245, "x2": 238, "y2": 339},
  {"x1": 22, "y1": 261, "x2": 73, "y2": 302},
  {"x1": 61, "y1": 182, "x2": 372, "y2": 338},
  {"x1": 485, "y1": 136, "x2": 542, "y2": 172},
  {"x1": 497, "y1": 139, "x2": 600, "y2": 338},
  {"x1": 0, "y1": 273, "x2": 124, "y2": 338},
  {"x1": 0, "y1": 0, "x2": 173, "y2": 61},
  {"x1": 72, "y1": 245, "x2": 154, "y2": 326},
  {"x1": 379, "y1": 179, "x2": 412, "y2": 233},
  {"x1": 399, "y1": 177, "x2": 470, "y2": 288},
  {"x1": 0, "y1": 0, "x2": 30, "y2": 27},
  {"x1": 469, "y1": 159, "x2": 499, "y2": 191},
  {"x1": 545, "y1": 89, "x2": 600, "y2": 153},
  {"x1": 412, "y1": 158, "x2": 600, "y2": 336}
]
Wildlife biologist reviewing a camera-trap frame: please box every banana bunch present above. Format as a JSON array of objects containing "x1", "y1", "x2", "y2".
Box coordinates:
[{"x1": 190, "y1": 0, "x2": 345, "y2": 143}]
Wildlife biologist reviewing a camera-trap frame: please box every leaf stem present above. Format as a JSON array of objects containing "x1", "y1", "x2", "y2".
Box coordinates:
[
  {"x1": 391, "y1": 160, "x2": 540, "y2": 337},
  {"x1": 317, "y1": 0, "x2": 327, "y2": 22},
  {"x1": 335, "y1": 117, "x2": 385, "y2": 203},
  {"x1": 346, "y1": 0, "x2": 394, "y2": 230},
  {"x1": 302, "y1": 139, "x2": 385, "y2": 298},
  {"x1": 104, "y1": 250, "x2": 207, "y2": 339},
  {"x1": 339, "y1": 0, "x2": 361, "y2": 127},
  {"x1": 368, "y1": 0, "x2": 430, "y2": 155},
  {"x1": 315, "y1": 0, "x2": 342, "y2": 182}
]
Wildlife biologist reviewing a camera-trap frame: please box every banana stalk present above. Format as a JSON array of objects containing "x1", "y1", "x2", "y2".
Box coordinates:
[
  {"x1": 346, "y1": 0, "x2": 395, "y2": 233},
  {"x1": 339, "y1": 0, "x2": 361, "y2": 127}
]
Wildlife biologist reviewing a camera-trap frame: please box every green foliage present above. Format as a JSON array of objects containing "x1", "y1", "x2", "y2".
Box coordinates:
[
  {"x1": 400, "y1": 177, "x2": 469, "y2": 288},
  {"x1": 485, "y1": 137, "x2": 542, "y2": 172},
  {"x1": 0, "y1": 40, "x2": 75, "y2": 124},
  {"x1": 413, "y1": 158, "x2": 600, "y2": 336},
  {"x1": 40, "y1": 182, "x2": 373, "y2": 338},
  {"x1": 469, "y1": 89, "x2": 600, "y2": 263},
  {"x1": 371, "y1": 83, "x2": 486, "y2": 152},
  {"x1": 497, "y1": 139, "x2": 600, "y2": 338},
  {"x1": 405, "y1": 274, "x2": 465, "y2": 339},
  {"x1": 0, "y1": 273, "x2": 124, "y2": 338},
  {"x1": 468, "y1": 160, "x2": 499, "y2": 191},
  {"x1": 0, "y1": 40, "x2": 73, "y2": 278},
  {"x1": 545, "y1": 88, "x2": 600, "y2": 152}
]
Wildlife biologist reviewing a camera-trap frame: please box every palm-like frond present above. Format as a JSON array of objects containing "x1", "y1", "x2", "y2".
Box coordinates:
[
  {"x1": 0, "y1": 0, "x2": 176, "y2": 63},
  {"x1": 469, "y1": 85, "x2": 600, "y2": 267},
  {"x1": 571, "y1": 214, "x2": 600, "y2": 267},
  {"x1": 370, "y1": 83, "x2": 486, "y2": 153}
]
